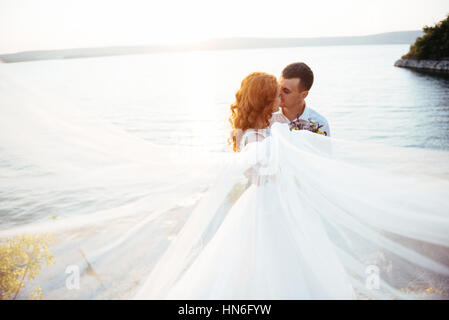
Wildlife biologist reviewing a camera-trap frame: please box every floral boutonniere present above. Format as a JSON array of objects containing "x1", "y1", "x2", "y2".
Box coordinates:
[{"x1": 289, "y1": 118, "x2": 328, "y2": 136}]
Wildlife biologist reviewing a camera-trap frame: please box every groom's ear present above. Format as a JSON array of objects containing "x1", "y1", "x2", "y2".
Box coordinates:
[{"x1": 300, "y1": 90, "x2": 309, "y2": 100}]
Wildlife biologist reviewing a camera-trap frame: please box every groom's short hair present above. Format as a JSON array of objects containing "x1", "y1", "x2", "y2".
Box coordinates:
[{"x1": 282, "y1": 62, "x2": 314, "y2": 92}]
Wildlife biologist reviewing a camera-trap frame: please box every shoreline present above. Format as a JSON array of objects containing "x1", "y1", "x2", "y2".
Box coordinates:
[{"x1": 394, "y1": 58, "x2": 449, "y2": 74}]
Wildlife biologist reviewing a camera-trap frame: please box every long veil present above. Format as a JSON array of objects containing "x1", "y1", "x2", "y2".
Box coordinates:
[
  {"x1": 0, "y1": 68, "x2": 228, "y2": 299},
  {"x1": 134, "y1": 123, "x2": 449, "y2": 300},
  {"x1": 1, "y1": 67, "x2": 449, "y2": 299}
]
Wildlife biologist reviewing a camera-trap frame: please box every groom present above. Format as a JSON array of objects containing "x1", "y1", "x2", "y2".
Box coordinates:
[{"x1": 271, "y1": 62, "x2": 330, "y2": 137}]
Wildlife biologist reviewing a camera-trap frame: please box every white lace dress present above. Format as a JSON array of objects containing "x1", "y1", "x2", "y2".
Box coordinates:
[{"x1": 159, "y1": 128, "x2": 356, "y2": 299}]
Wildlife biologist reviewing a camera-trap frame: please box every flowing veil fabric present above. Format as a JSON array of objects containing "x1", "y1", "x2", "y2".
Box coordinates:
[
  {"x1": 134, "y1": 123, "x2": 449, "y2": 300},
  {"x1": 1, "y1": 67, "x2": 449, "y2": 299},
  {"x1": 0, "y1": 69, "x2": 227, "y2": 299}
]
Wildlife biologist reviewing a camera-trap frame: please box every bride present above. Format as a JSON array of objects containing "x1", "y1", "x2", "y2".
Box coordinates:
[{"x1": 134, "y1": 72, "x2": 449, "y2": 300}]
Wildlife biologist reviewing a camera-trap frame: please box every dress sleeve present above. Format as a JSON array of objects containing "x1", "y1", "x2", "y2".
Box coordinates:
[
  {"x1": 240, "y1": 130, "x2": 267, "y2": 151},
  {"x1": 240, "y1": 132, "x2": 275, "y2": 186},
  {"x1": 243, "y1": 133, "x2": 266, "y2": 147}
]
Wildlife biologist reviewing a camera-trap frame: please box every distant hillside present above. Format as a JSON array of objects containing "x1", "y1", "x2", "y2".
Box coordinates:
[
  {"x1": 0, "y1": 31, "x2": 422, "y2": 63},
  {"x1": 198, "y1": 31, "x2": 423, "y2": 50}
]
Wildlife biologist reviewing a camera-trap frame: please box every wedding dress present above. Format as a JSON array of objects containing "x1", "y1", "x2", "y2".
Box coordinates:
[
  {"x1": 160, "y1": 127, "x2": 355, "y2": 299},
  {"x1": 134, "y1": 123, "x2": 449, "y2": 300}
]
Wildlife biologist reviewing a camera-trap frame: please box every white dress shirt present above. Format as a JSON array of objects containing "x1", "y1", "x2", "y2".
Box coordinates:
[{"x1": 270, "y1": 104, "x2": 331, "y2": 137}]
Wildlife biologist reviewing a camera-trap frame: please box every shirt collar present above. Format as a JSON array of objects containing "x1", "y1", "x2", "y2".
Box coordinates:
[
  {"x1": 281, "y1": 103, "x2": 309, "y2": 122},
  {"x1": 298, "y1": 103, "x2": 310, "y2": 121}
]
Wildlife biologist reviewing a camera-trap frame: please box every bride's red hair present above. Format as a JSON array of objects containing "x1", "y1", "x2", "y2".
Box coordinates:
[{"x1": 228, "y1": 72, "x2": 279, "y2": 152}]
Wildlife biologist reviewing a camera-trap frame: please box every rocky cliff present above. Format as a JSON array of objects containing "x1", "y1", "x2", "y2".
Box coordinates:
[{"x1": 394, "y1": 58, "x2": 449, "y2": 73}]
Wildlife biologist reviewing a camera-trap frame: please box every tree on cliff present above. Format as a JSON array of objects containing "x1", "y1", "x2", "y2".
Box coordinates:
[{"x1": 402, "y1": 14, "x2": 449, "y2": 60}]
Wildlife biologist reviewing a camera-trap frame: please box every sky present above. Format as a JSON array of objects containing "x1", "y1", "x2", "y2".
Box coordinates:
[{"x1": 0, "y1": 0, "x2": 448, "y2": 54}]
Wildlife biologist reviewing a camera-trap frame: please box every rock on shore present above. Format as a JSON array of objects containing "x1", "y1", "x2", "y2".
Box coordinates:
[{"x1": 395, "y1": 58, "x2": 449, "y2": 73}]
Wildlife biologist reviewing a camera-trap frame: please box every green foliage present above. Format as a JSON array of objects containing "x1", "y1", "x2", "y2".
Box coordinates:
[
  {"x1": 402, "y1": 14, "x2": 449, "y2": 60},
  {"x1": 0, "y1": 233, "x2": 55, "y2": 300}
]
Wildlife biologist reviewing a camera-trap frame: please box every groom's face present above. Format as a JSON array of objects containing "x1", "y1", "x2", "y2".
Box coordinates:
[{"x1": 279, "y1": 77, "x2": 308, "y2": 110}]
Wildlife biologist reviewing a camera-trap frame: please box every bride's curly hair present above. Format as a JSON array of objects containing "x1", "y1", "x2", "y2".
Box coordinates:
[{"x1": 228, "y1": 72, "x2": 279, "y2": 152}]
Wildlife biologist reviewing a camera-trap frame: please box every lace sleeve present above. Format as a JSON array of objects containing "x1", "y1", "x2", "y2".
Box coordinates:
[
  {"x1": 240, "y1": 132, "x2": 277, "y2": 186},
  {"x1": 242, "y1": 132, "x2": 265, "y2": 148}
]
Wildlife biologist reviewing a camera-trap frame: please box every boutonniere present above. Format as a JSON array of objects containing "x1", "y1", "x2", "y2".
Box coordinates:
[{"x1": 289, "y1": 118, "x2": 328, "y2": 136}]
